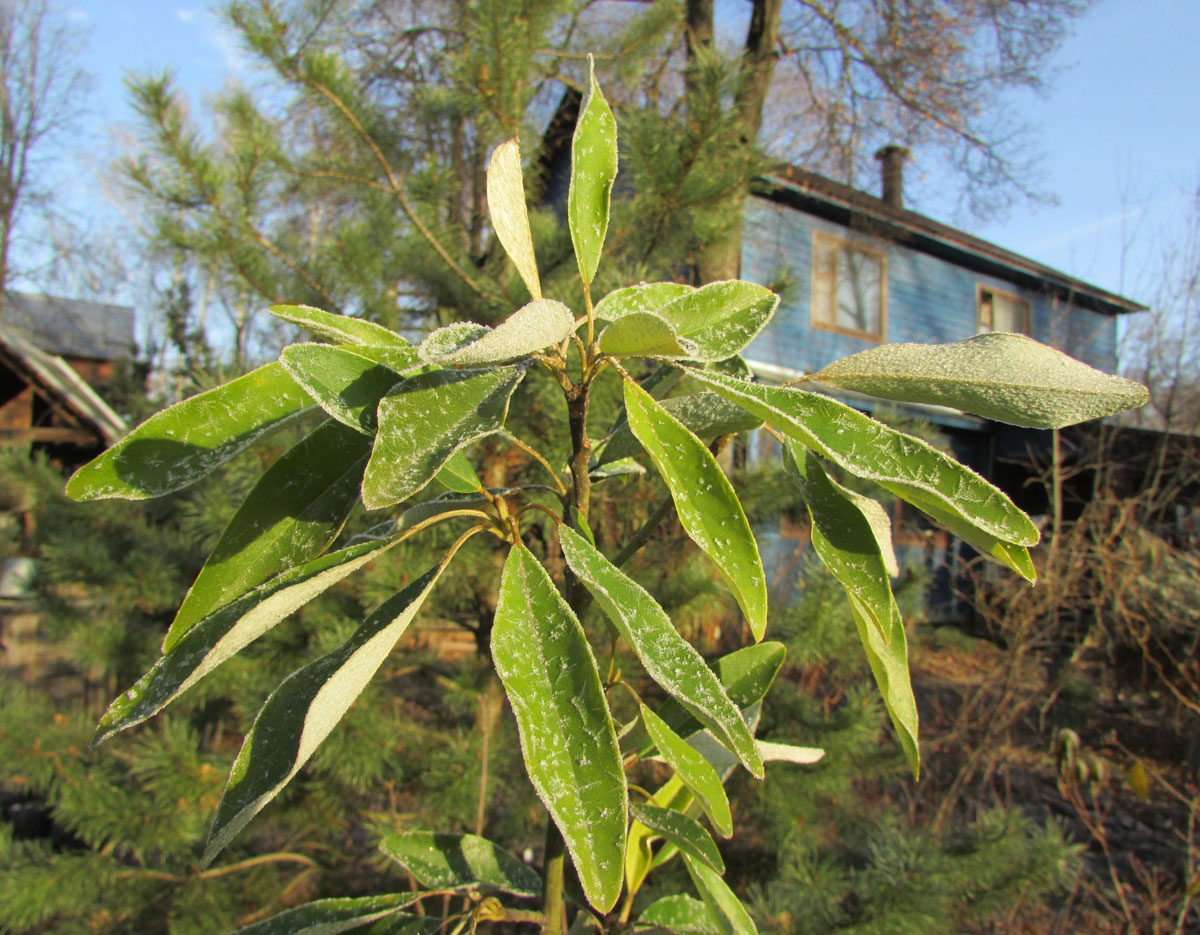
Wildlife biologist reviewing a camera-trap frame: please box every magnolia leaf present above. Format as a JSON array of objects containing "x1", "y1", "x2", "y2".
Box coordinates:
[
  {"x1": 438, "y1": 299, "x2": 574, "y2": 366},
  {"x1": 637, "y1": 895, "x2": 720, "y2": 935},
  {"x1": 686, "y1": 369, "x2": 1039, "y2": 547},
  {"x1": 757, "y1": 741, "x2": 825, "y2": 765},
  {"x1": 281, "y1": 343, "x2": 415, "y2": 434},
  {"x1": 599, "y1": 311, "x2": 698, "y2": 358},
  {"x1": 165, "y1": 421, "x2": 371, "y2": 652},
  {"x1": 269, "y1": 304, "x2": 411, "y2": 347},
  {"x1": 853, "y1": 597, "x2": 920, "y2": 778},
  {"x1": 66, "y1": 362, "x2": 314, "y2": 501},
  {"x1": 379, "y1": 832, "x2": 541, "y2": 897},
  {"x1": 590, "y1": 456, "x2": 646, "y2": 481},
  {"x1": 362, "y1": 366, "x2": 525, "y2": 510},
  {"x1": 683, "y1": 854, "x2": 757, "y2": 935},
  {"x1": 849, "y1": 488, "x2": 900, "y2": 578},
  {"x1": 204, "y1": 560, "x2": 453, "y2": 865},
  {"x1": 491, "y1": 545, "x2": 626, "y2": 912},
  {"x1": 624, "y1": 379, "x2": 767, "y2": 640},
  {"x1": 418, "y1": 322, "x2": 490, "y2": 364},
  {"x1": 816, "y1": 333, "x2": 1149, "y2": 428},
  {"x1": 595, "y1": 282, "x2": 695, "y2": 321},
  {"x1": 654, "y1": 281, "x2": 779, "y2": 362},
  {"x1": 487, "y1": 137, "x2": 542, "y2": 300},
  {"x1": 630, "y1": 804, "x2": 724, "y2": 874},
  {"x1": 569, "y1": 56, "x2": 617, "y2": 284},
  {"x1": 560, "y1": 527, "x2": 762, "y2": 777},
  {"x1": 784, "y1": 441, "x2": 898, "y2": 646},
  {"x1": 93, "y1": 535, "x2": 403, "y2": 745},
  {"x1": 599, "y1": 392, "x2": 762, "y2": 466},
  {"x1": 231, "y1": 897, "x2": 430, "y2": 935},
  {"x1": 435, "y1": 448, "x2": 483, "y2": 492},
  {"x1": 396, "y1": 493, "x2": 491, "y2": 534},
  {"x1": 640, "y1": 704, "x2": 732, "y2": 838}
]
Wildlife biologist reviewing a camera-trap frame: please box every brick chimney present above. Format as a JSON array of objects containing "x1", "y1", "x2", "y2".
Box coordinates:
[{"x1": 874, "y1": 145, "x2": 909, "y2": 209}]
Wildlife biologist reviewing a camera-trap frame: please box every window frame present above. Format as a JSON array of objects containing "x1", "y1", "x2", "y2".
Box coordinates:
[
  {"x1": 976, "y1": 284, "x2": 1032, "y2": 335},
  {"x1": 810, "y1": 230, "x2": 888, "y2": 343}
]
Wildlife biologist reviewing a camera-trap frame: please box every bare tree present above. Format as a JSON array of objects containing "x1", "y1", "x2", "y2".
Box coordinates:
[{"x1": 0, "y1": 0, "x2": 89, "y2": 303}]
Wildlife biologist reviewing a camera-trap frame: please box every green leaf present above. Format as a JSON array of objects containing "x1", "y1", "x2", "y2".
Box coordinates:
[
  {"x1": 630, "y1": 804, "x2": 724, "y2": 874},
  {"x1": 491, "y1": 545, "x2": 627, "y2": 912},
  {"x1": 640, "y1": 704, "x2": 732, "y2": 838},
  {"x1": 437, "y1": 299, "x2": 574, "y2": 366},
  {"x1": 599, "y1": 312, "x2": 697, "y2": 358},
  {"x1": 435, "y1": 448, "x2": 483, "y2": 493},
  {"x1": 395, "y1": 493, "x2": 492, "y2": 534},
  {"x1": 784, "y1": 442, "x2": 899, "y2": 645},
  {"x1": 637, "y1": 895, "x2": 720, "y2": 935},
  {"x1": 683, "y1": 854, "x2": 757, "y2": 935},
  {"x1": 419, "y1": 322, "x2": 490, "y2": 364},
  {"x1": 815, "y1": 333, "x2": 1149, "y2": 428},
  {"x1": 590, "y1": 457, "x2": 646, "y2": 481},
  {"x1": 281, "y1": 343, "x2": 417, "y2": 434},
  {"x1": 685, "y1": 369, "x2": 1039, "y2": 547},
  {"x1": 93, "y1": 535, "x2": 404, "y2": 745},
  {"x1": 233, "y1": 899, "x2": 431, "y2": 935},
  {"x1": 569, "y1": 55, "x2": 617, "y2": 285},
  {"x1": 654, "y1": 281, "x2": 779, "y2": 362},
  {"x1": 164, "y1": 420, "x2": 372, "y2": 652},
  {"x1": 487, "y1": 137, "x2": 542, "y2": 300},
  {"x1": 757, "y1": 740, "x2": 825, "y2": 765},
  {"x1": 624, "y1": 378, "x2": 767, "y2": 640},
  {"x1": 362, "y1": 366, "x2": 525, "y2": 510},
  {"x1": 380, "y1": 831, "x2": 542, "y2": 897},
  {"x1": 269, "y1": 304, "x2": 411, "y2": 347},
  {"x1": 560, "y1": 527, "x2": 762, "y2": 777},
  {"x1": 599, "y1": 392, "x2": 762, "y2": 466},
  {"x1": 595, "y1": 282, "x2": 695, "y2": 321},
  {"x1": 852, "y1": 598, "x2": 920, "y2": 779},
  {"x1": 204, "y1": 560, "x2": 452, "y2": 866},
  {"x1": 66, "y1": 362, "x2": 314, "y2": 501}
]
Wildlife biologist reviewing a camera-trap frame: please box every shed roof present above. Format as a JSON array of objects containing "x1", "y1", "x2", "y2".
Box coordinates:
[{"x1": 1, "y1": 291, "x2": 135, "y2": 360}]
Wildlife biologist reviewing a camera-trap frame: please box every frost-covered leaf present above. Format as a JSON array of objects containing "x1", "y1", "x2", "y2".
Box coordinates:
[
  {"x1": 757, "y1": 741, "x2": 825, "y2": 765},
  {"x1": 590, "y1": 457, "x2": 646, "y2": 481},
  {"x1": 487, "y1": 137, "x2": 542, "y2": 300},
  {"x1": 569, "y1": 56, "x2": 617, "y2": 284},
  {"x1": 784, "y1": 441, "x2": 899, "y2": 646},
  {"x1": 94, "y1": 535, "x2": 403, "y2": 745},
  {"x1": 640, "y1": 704, "x2": 731, "y2": 838},
  {"x1": 654, "y1": 281, "x2": 778, "y2": 362},
  {"x1": 395, "y1": 493, "x2": 492, "y2": 534},
  {"x1": 852, "y1": 598, "x2": 920, "y2": 779},
  {"x1": 232, "y1": 897, "x2": 428, "y2": 935},
  {"x1": 380, "y1": 831, "x2": 541, "y2": 897},
  {"x1": 66, "y1": 362, "x2": 314, "y2": 501},
  {"x1": 434, "y1": 449, "x2": 483, "y2": 493},
  {"x1": 269, "y1": 304, "x2": 411, "y2": 347},
  {"x1": 164, "y1": 421, "x2": 371, "y2": 652},
  {"x1": 624, "y1": 379, "x2": 767, "y2": 640},
  {"x1": 816, "y1": 333, "x2": 1149, "y2": 428},
  {"x1": 599, "y1": 392, "x2": 761, "y2": 466},
  {"x1": 362, "y1": 366, "x2": 525, "y2": 510},
  {"x1": 599, "y1": 312, "x2": 697, "y2": 358},
  {"x1": 204, "y1": 561, "x2": 452, "y2": 865},
  {"x1": 637, "y1": 894, "x2": 720, "y2": 935},
  {"x1": 595, "y1": 282, "x2": 695, "y2": 321},
  {"x1": 281, "y1": 343, "x2": 415, "y2": 434},
  {"x1": 686, "y1": 369, "x2": 1039, "y2": 547},
  {"x1": 683, "y1": 855, "x2": 757, "y2": 935},
  {"x1": 491, "y1": 545, "x2": 626, "y2": 912},
  {"x1": 630, "y1": 804, "x2": 724, "y2": 873},
  {"x1": 560, "y1": 527, "x2": 761, "y2": 777},
  {"x1": 437, "y1": 299, "x2": 574, "y2": 366},
  {"x1": 418, "y1": 322, "x2": 490, "y2": 364}
]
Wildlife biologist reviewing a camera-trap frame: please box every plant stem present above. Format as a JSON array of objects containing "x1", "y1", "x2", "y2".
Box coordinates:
[{"x1": 542, "y1": 820, "x2": 568, "y2": 935}]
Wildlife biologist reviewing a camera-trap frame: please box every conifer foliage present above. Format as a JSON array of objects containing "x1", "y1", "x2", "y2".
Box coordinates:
[{"x1": 65, "y1": 64, "x2": 1146, "y2": 935}]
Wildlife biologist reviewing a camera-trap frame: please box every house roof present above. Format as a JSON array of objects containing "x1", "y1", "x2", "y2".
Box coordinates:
[
  {"x1": 1, "y1": 291, "x2": 135, "y2": 360},
  {"x1": 754, "y1": 166, "x2": 1146, "y2": 317},
  {"x1": 0, "y1": 323, "x2": 128, "y2": 446}
]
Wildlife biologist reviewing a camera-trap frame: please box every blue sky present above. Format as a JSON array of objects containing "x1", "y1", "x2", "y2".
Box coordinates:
[{"x1": 62, "y1": 0, "x2": 1199, "y2": 311}]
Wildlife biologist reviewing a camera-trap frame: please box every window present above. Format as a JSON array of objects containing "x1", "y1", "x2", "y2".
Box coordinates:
[
  {"x1": 977, "y1": 286, "x2": 1031, "y2": 335},
  {"x1": 811, "y1": 232, "x2": 886, "y2": 341}
]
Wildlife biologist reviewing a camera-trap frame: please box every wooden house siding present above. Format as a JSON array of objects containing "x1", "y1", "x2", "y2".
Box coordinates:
[{"x1": 740, "y1": 194, "x2": 1119, "y2": 383}]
